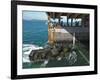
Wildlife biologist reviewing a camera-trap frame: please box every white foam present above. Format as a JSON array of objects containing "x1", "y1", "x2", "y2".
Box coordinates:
[{"x1": 22, "y1": 44, "x2": 43, "y2": 63}]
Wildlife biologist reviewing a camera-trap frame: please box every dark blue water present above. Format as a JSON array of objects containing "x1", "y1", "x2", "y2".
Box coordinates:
[{"x1": 23, "y1": 20, "x2": 48, "y2": 46}]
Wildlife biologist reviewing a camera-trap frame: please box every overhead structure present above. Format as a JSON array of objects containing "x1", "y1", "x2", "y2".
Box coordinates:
[{"x1": 47, "y1": 12, "x2": 89, "y2": 45}]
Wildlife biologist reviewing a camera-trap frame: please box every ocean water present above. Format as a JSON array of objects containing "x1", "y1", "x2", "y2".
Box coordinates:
[
  {"x1": 22, "y1": 20, "x2": 48, "y2": 65},
  {"x1": 23, "y1": 20, "x2": 48, "y2": 46}
]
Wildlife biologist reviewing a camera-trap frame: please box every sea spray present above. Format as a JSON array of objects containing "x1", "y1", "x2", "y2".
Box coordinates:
[{"x1": 23, "y1": 44, "x2": 43, "y2": 63}]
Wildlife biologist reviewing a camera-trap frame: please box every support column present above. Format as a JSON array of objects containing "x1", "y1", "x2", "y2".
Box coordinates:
[
  {"x1": 58, "y1": 17, "x2": 60, "y2": 25},
  {"x1": 48, "y1": 15, "x2": 51, "y2": 44},
  {"x1": 52, "y1": 13, "x2": 55, "y2": 45},
  {"x1": 82, "y1": 17, "x2": 85, "y2": 27},
  {"x1": 70, "y1": 18, "x2": 72, "y2": 27},
  {"x1": 67, "y1": 17, "x2": 69, "y2": 27}
]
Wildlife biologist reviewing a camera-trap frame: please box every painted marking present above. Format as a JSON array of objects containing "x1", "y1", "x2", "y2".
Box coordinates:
[{"x1": 78, "y1": 50, "x2": 89, "y2": 64}]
